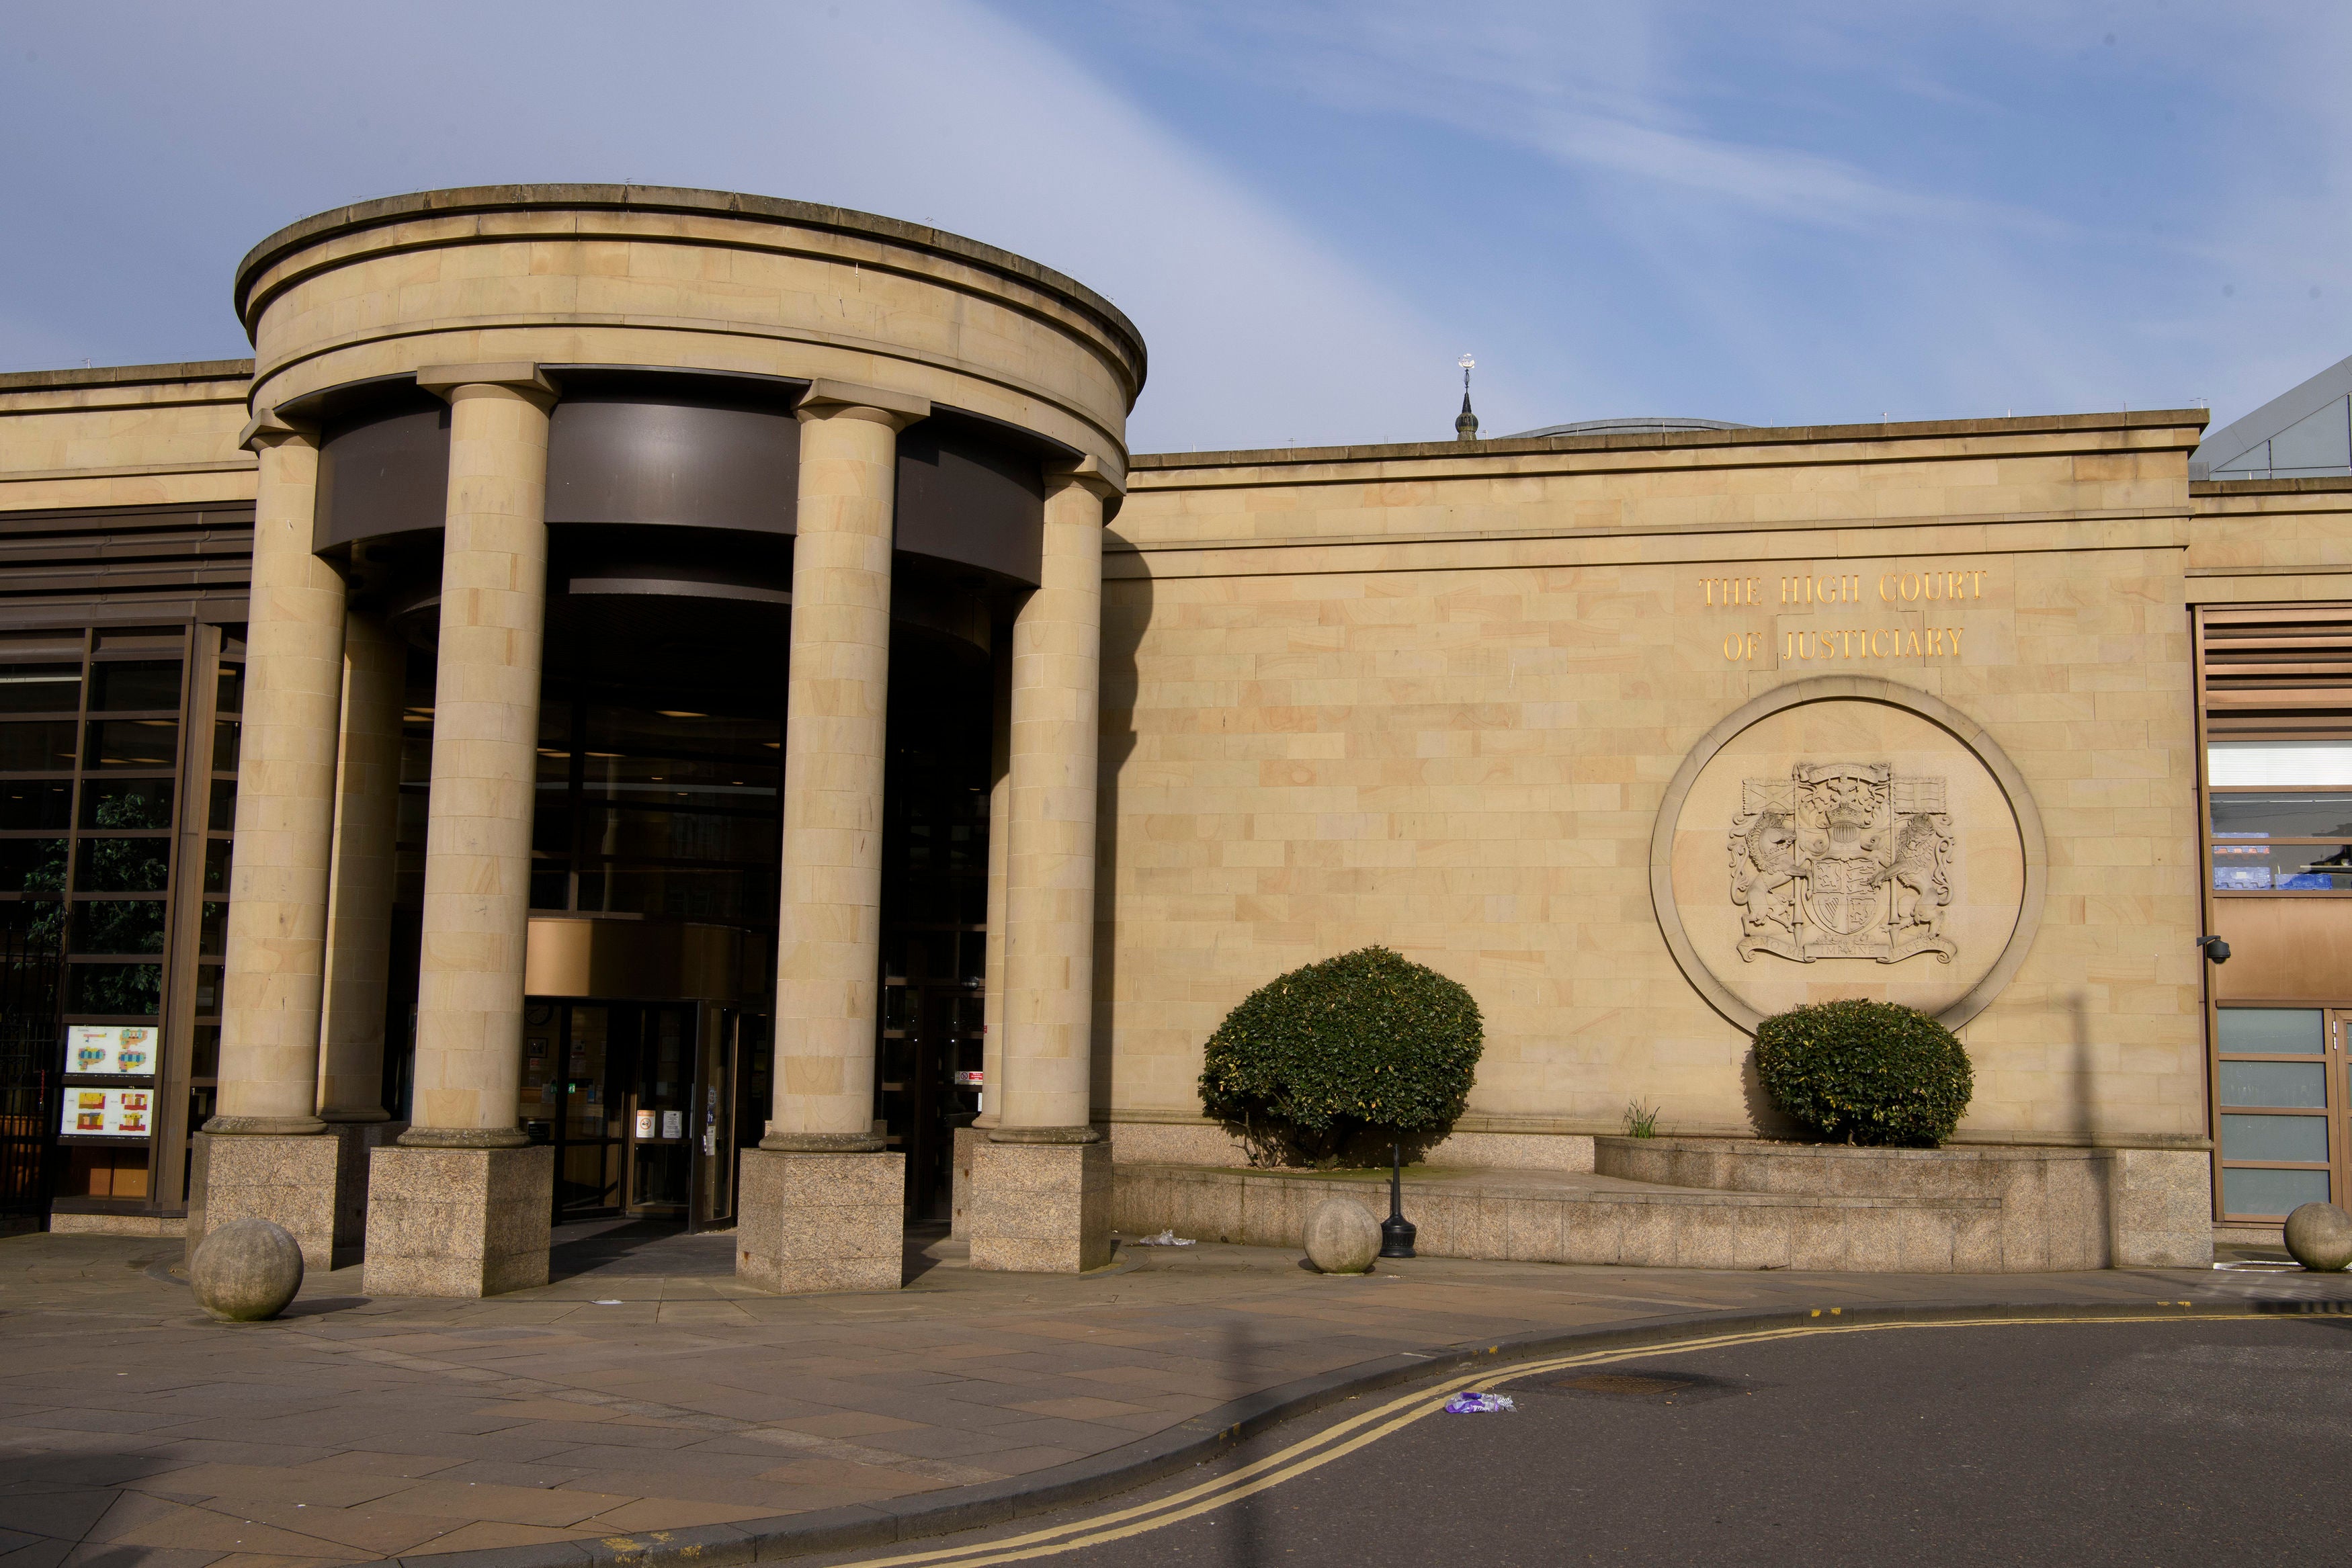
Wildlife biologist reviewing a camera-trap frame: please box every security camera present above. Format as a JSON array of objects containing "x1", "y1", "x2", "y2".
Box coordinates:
[{"x1": 2195, "y1": 935, "x2": 2230, "y2": 965}]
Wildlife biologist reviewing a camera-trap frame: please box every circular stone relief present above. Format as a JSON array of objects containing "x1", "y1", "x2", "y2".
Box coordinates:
[{"x1": 1649, "y1": 677, "x2": 2047, "y2": 1033}]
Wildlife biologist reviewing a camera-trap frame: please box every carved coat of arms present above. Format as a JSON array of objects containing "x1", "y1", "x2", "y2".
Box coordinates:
[{"x1": 1727, "y1": 762, "x2": 1956, "y2": 965}]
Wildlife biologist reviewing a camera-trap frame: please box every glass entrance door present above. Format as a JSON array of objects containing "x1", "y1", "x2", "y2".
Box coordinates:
[
  {"x1": 2212, "y1": 1005, "x2": 2351, "y2": 1221},
  {"x1": 522, "y1": 998, "x2": 743, "y2": 1227},
  {"x1": 523, "y1": 1002, "x2": 624, "y2": 1218}
]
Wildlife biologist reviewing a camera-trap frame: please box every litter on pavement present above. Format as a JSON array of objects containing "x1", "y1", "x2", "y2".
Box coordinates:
[
  {"x1": 1132, "y1": 1229, "x2": 1196, "y2": 1246},
  {"x1": 1443, "y1": 1392, "x2": 1516, "y2": 1413}
]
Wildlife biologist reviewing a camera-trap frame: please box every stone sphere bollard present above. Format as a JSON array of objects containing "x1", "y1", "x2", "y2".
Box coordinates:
[
  {"x1": 190, "y1": 1217, "x2": 304, "y2": 1321},
  {"x1": 2283, "y1": 1201, "x2": 2352, "y2": 1272},
  {"x1": 1302, "y1": 1196, "x2": 1382, "y2": 1274}
]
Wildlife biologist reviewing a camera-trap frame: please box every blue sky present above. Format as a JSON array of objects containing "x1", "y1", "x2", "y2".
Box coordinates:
[{"x1": 1, "y1": 1, "x2": 2343, "y2": 451}]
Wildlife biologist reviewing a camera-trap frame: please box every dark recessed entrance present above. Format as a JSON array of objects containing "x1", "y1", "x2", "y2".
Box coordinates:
[{"x1": 519, "y1": 998, "x2": 767, "y2": 1228}]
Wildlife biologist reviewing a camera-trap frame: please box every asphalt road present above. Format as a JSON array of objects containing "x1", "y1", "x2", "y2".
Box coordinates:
[{"x1": 814, "y1": 1315, "x2": 2352, "y2": 1568}]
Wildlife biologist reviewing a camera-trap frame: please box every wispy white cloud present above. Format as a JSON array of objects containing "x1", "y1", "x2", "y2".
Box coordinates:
[{"x1": 1050, "y1": 0, "x2": 2352, "y2": 427}]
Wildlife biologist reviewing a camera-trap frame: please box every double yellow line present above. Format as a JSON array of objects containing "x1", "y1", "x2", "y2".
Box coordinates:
[{"x1": 831, "y1": 1311, "x2": 2251, "y2": 1568}]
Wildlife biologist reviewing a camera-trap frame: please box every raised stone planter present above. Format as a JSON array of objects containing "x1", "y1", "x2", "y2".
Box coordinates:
[
  {"x1": 1111, "y1": 1163, "x2": 2006, "y2": 1272},
  {"x1": 1109, "y1": 1135, "x2": 2214, "y2": 1273},
  {"x1": 1593, "y1": 1137, "x2": 2211, "y2": 1269}
]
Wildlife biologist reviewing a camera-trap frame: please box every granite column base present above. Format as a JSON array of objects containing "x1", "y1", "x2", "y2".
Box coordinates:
[
  {"x1": 194, "y1": 1133, "x2": 341, "y2": 1271},
  {"x1": 968, "y1": 1139, "x2": 1112, "y2": 1273},
  {"x1": 361, "y1": 1143, "x2": 552, "y2": 1298},
  {"x1": 735, "y1": 1149, "x2": 904, "y2": 1294}
]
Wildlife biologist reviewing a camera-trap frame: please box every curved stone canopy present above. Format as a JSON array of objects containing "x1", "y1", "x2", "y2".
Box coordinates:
[{"x1": 233, "y1": 183, "x2": 1146, "y2": 480}]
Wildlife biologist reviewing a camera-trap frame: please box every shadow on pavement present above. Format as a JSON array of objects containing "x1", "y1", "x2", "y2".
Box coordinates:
[{"x1": 547, "y1": 1216, "x2": 734, "y2": 1280}]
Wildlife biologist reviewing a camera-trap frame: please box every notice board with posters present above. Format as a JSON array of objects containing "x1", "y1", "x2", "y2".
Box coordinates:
[
  {"x1": 58, "y1": 1025, "x2": 159, "y2": 1142},
  {"x1": 67, "y1": 1025, "x2": 157, "y2": 1078},
  {"x1": 60, "y1": 1086, "x2": 153, "y2": 1138}
]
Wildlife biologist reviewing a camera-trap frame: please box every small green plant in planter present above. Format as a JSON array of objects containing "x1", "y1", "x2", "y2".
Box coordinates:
[
  {"x1": 1623, "y1": 1100, "x2": 1663, "y2": 1138},
  {"x1": 1197, "y1": 946, "x2": 1482, "y2": 1169},
  {"x1": 1754, "y1": 998, "x2": 1973, "y2": 1147}
]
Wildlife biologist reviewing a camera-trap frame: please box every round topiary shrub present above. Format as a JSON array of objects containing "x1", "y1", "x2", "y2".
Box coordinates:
[
  {"x1": 1754, "y1": 998, "x2": 1974, "y2": 1147},
  {"x1": 1198, "y1": 946, "x2": 1483, "y2": 1169}
]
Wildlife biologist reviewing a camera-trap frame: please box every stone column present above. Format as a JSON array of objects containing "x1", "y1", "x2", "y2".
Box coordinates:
[
  {"x1": 737, "y1": 379, "x2": 928, "y2": 1295},
  {"x1": 970, "y1": 458, "x2": 1120, "y2": 1273},
  {"x1": 362, "y1": 364, "x2": 556, "y2": 1299},
  {"x1": 315, "y1": 609, "x2": 407, "y2": 1259},
  {"x1": 200, "y1": 408, "x2": 346, "y2": 1270}
]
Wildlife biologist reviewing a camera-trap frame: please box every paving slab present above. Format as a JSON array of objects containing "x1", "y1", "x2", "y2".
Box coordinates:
[{"x1": 0, "y1": 1224, "x2": 2346, "y2": 1567}]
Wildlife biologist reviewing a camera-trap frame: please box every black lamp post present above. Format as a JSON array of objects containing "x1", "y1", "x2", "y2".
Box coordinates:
[{"x1": 1380, "y1": 1141, "x2": 1417, "y2": 1258}]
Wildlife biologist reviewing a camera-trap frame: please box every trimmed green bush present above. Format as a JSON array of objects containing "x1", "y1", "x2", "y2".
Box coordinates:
[
  {"x1": 1198, "y1": 946, "x2": 1483, "y2": 1168},
  {"x1": 1753, "y1": 998, "x2": 1973, "y2": 1147}
]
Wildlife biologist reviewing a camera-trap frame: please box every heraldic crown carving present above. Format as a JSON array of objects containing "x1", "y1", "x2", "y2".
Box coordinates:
[{"x1": 1728, "y1": 761, "x2": 1956, "y2": 965}]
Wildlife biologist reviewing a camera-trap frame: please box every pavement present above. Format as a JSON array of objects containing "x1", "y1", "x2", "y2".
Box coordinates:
[{"x1": 0, "y1": 1218, "x2": 2347, "y2": 1568}]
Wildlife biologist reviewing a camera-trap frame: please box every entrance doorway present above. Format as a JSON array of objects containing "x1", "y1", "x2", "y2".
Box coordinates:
[
  {"x1": 519, "y1": 999, "x2": 757, "y2": 1228},
  {"x1": 2212, "y1": 1004, "x2": 2352, "y2": 1220}
]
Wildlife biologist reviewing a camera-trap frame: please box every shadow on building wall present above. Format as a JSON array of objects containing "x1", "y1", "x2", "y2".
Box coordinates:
[{"x1": 1091, "y1": 540, "x2": 1153, "y2": 1123}]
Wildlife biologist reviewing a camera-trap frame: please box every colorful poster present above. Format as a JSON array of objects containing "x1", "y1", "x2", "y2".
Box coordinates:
[
  {"x1": 66, "y1": 1025, "x2": 157, "y2": 1078},
  {"x1": 60, "y1": 1086, "x2": 153, "y2": 1137}
]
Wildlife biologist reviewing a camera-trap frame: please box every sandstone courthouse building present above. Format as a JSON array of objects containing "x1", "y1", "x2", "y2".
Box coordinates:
[{"x1": 3, "y1": 185, "x2": 2348, "y2": 1291}]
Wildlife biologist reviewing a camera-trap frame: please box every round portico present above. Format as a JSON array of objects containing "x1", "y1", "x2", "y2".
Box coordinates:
[{"x1": 196, "y1": 185, "x2": 1144, "y2": 1296}]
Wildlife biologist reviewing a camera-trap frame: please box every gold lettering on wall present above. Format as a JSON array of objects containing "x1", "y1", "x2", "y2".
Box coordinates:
[
  {"x1": 1703, "y1": 577, "x2": 1763, "y2": 607},
  {"x1": 1738, "y1": 625, "x2": 1966, "y2": 664},
  {"x1": 1781, "y1": 574, "x2": 1864, "y2": 606},
  {"x1": 1704, "y1": 562, "x2": 1993, "y2": 663},
  {"x1": 1878, "y1": 568, "x2": 1988, "y2": 604}
]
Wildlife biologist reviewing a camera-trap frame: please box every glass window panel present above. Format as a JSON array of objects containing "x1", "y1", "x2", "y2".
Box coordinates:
[
  {"x1": 194, "y1": 964, "x2": 221, "y2": 1014},
  {"x1": 2217, "y1": 1008, "x2": 2326, "y2": 1054},
  {"x1": 81, "y1": 778, "x2": 172, "y2": 830},
  {"x1": 207, "y1": 779, "x2": 235, "y2": 830},
  {"x1": 212, "y1": 719, "x2": 239, "y2": 772},
  {"x1": 0, "y1": 664, "x2": 81, "y2": 714},
  {"x1": 89, "y1": 661, "x2": 181, "y2": 712},
  {"x1": 2218, "y1": 1059, "x2": 2328, "y2": 1108},
  {"x1": 85, "y1": 718, "x2": 177, "y2": 770},
  {"x1": 528, "y1": 869, "x2": 570, "y2": 911},
  {"x1": 580, "y1": 705, "x2": 780, "y2": 761},
  {"x1": 189, "y1": 1025, "x2": 219, "y2": 1080},
  {"x1": 531, "y1": 808, "x2": 571, "y2": 855},
  {"x1": 0, "y1": 722, "x2": 76, "y2": 771},
  {"x1": 0, "y1": 898, "x2": 66, "y2": 954},
  {"x1": 2211, "y1": 842, "x2": 2352, "y2": 890},
  {"x1": 2210, "y1": 742, "x2": 2352, "y2": 788},
  {"x1": 198, "y1": 900, "x2": 227, "y2": 955},
  {"x1": 68, "y1": 961, "x2": 161, "y2": 1015},
  {"x1": 400, "y1": 731, "x2": 433, "y2": 786},
  {"x1": 2222, "y1": 1166, "x2": 2330, "y2": 1217},
  {"x1": 2211, "y1": 792, "x2": 2352, "y2": 838},
  {"x1": 75, "y1": 838, "x2": 169, "y2": 894},
  {"x1": 214, "y1": 662, "x2": 243, "y2": 715},
  {"x1": 583, "y1": 806, "x2": 778, "y2": 861},
  {"x1": 577, "y1": 865, "x2": 765, "y2": 921},
  {"x1": 71, "y1": 900, "x2": 167, "y2": 956},
  {"x1": 2220, "y1": 1113, "x2": 2329, "y2": 1164},
  {"x1": 0, "y1": 779, "x2": 73, "y2": 830},
  {"x1": 0, "y1": 839, "x2": 69, "y2": 894},
  {"x1": 202, "y1": 839, "x2": 230, "y2": 894},
  {"x1": 2267, "y1": 394, "x2": 2352, "y2": 473}
]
